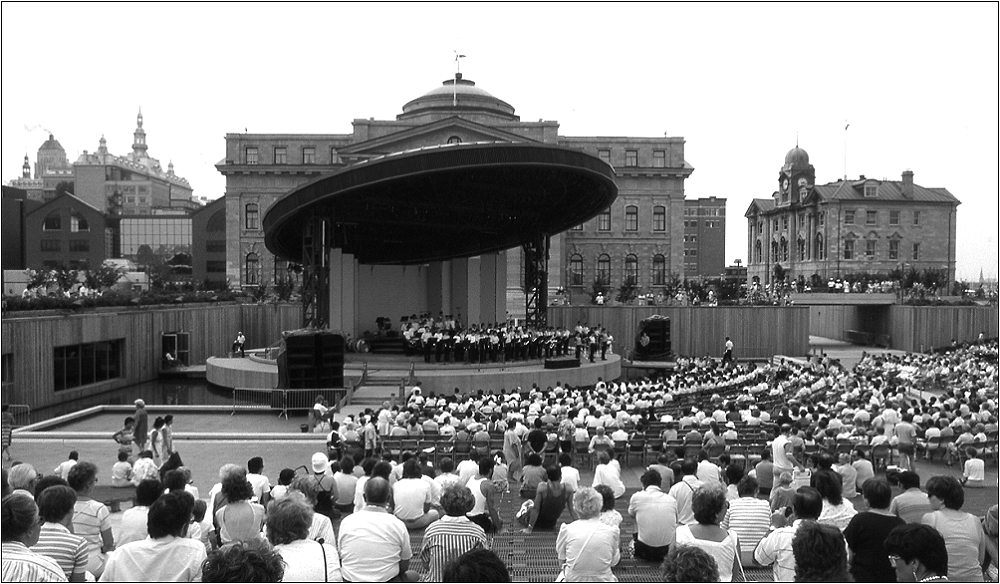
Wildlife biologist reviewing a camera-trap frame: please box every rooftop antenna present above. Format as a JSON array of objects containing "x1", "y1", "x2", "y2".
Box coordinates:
[
  {"x1": 453, "y1": 51, "x2": 466, "y2": 107},
  {"x1": 843, "y1": 120, "x2": 850, "y2": 179}
]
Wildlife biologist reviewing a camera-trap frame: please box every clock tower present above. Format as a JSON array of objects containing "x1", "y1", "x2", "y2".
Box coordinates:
[{"x1": 779, "y1": 146, "x2": 815, "y2": 205}]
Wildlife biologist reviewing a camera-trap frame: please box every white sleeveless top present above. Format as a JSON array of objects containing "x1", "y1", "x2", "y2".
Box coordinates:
[{"x1": 467, "y1": 477, "x2": 487, "y2": 515}]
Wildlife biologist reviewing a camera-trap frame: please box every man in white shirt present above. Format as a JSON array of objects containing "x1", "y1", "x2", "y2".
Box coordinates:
[
  {"x1": 628, "y1": 470, "x2": 677, "y2": 562},
  {"x1": 339, "y1": 478, "x2": 414, "y2": 583},
  {"x1": 668, "y1": 459, "x2": 704, "y2": 525},
  {"x1": 754, "y1": 487, "x2": 823, "y2": 582},
  {"x1": 101, "y1": 492, "x2": 206, "y2": 582},
  {"x1": 771, "y1": 424, "x2": 804, "y2": 487}
]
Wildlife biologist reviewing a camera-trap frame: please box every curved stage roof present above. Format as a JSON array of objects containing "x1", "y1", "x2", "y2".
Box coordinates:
[{"x1": 263, "y1": 142, "x2": 618, "y2": 265}]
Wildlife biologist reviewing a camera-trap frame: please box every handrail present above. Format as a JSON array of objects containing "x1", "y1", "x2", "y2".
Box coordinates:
[{"x1": 338, "y1": 362, "x2": 368, "y2": 412}]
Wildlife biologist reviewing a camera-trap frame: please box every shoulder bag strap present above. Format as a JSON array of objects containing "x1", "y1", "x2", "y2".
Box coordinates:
[
  {"x1": 318, "y1": 540, "x2": 328, "y2": 582},
  {"x1": 569, "y1": 528, "x2": 600, "y2": 572}
]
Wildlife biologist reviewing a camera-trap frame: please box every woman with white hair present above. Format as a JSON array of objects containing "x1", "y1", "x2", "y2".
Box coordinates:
[{"x1": 555, "y1": 487, "x2": 620, "y2": 582}]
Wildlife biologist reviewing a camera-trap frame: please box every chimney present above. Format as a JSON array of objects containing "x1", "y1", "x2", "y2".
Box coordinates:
[{"x1": 902, "y1": 170, "x2": 914, "y2": 198}]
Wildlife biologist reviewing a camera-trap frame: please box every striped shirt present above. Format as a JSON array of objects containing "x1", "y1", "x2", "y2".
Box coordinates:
[
  {"x1": 72, "y1": 499, "x2": 112, "y2": 557},
  {"x1": 419, "y1": 515, "x2": 487, "y2": 582},
  {"x1": 32, "y1": 522, "x2": 88, "y2": 580},
  {"x1": 1, "y1": 541, "x2": 67, "y2": 582},
  {"x1": 722, "y1": 496, "x2": 772, "y2": 557}
]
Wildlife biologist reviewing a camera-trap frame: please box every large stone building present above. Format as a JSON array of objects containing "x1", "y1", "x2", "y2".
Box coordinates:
[
  {"x1": 217, "y1": 74, "x2": 695, "y2": 318},
  {"x1": 745, "y1": 147, "x2": 960, "y2": 285}
]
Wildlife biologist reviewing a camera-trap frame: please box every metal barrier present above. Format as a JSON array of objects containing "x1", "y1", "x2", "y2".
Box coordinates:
[
  {"x1": 7, "y1": 404, "x2": 31, "y2": 428},
  {"x1": 234, "y1": 388, "x2": 347, "y2": 420}
]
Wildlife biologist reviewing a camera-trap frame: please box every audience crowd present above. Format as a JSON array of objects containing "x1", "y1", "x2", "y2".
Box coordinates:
[{"x1": 2, "y1": 339, "x2": 997, "y2": 582}]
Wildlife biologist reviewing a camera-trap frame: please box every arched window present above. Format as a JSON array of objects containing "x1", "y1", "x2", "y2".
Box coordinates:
[
  {"x1": 447, "y1": 136, "x2": 462, "y2": 144},
  {"x1": 43, "y1": 211, "x2": 62, "y2": 231},
  {"x1": 625, "y1": 205, "x2": 638, "y2": 232},
  {"x1": 569, "y1": 254, "x2": 584, "y2": 286},
  {"x1": 624, "y1": 254, "x2": 638, "y2": 285},
  {"x1": 754, "y1": 240, "x2": 762, "y2": 264},
  {"x1": 245, "y1": 252, "x2": 260, "y2": 286},
  {"x1": 70, "y1": 213, "x2": 89, "y2": 232},
  {"x1": 771, "y1": 240, "x2": 779, "y2": 260},
  {"x1": 652, "y1": 205, "x2": 666, "y2": 232},
  {"x1": 797, "y1": 237, "x2": 805, "y2": 261},
  {"x1": 596, "y1": 254, "x2": 611, "y2": 284},
  {"x1": 815, "y1": 233, "x2": 824, "y2": 260},
  {"x1": 207, "y1": 210, "x2": 225, "y2": 232},
  {"x1": 245, "y1": 203, "x2": 259, "y2": 230},
  {"x1": 652, "y1": 254, "x2": 666, "y2": 285},
  {"x1": 780, "y1": 237, "x2": 789, "y2": 262}
]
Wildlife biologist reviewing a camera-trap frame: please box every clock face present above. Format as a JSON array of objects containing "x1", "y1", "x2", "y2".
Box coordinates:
[
  {"x1": 782, "y1": 178, "x2": 789, "y2": 192},
  {"x1": 797, "y1": 177, "x2": 809, "y2": 188}
]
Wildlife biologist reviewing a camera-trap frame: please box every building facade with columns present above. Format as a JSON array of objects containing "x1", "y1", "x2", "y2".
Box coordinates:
[
  {"x1": 745, "y1": 147, "x2": 960, "y2": 286},
  {"x1": 217, "y1": 74, "x2": 694, "y2": 331}
]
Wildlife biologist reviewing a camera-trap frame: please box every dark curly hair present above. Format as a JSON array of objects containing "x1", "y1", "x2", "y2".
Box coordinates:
[
  {"x1": 661, "y1": 544, "x2": 720, "y2": 582},
  {"x1": 201, "y1": 538, "x2": 286, "y2": 583},
  {"x1": 883, "y1": 523, "x2": 948, "y2": 577},
  {"x1": 791, "y1": 521, "x2": 850, "y2": 582},
  {"x1": 67, "y1": 462, "x2": 98, "y2": 493},
  {"x1": 691, "y1": 483, "x2": 727, "y2": 525},
  {"x1": 220, "y1": 472, "x2": 254, "y2": 502}
]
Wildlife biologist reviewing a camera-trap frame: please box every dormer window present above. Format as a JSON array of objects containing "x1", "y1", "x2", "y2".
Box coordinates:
[
  {"x1": 864, "y1": 184, "x2": 878, "y2": 198},
  {"x1": 447, "y1": 136, "x2": 462, "y2": 144}
]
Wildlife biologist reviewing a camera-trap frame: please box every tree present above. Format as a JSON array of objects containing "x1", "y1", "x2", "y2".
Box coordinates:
[
  {"x1": 772, "y1": 263, "x2": 786, "y2": 283},
  {"x1": 615, "y1": 279, "x2": 638, "y2": 304},
  {"x1": 54, "y1": 181, "x2": 75, "y2": 197},
  {"x1": 84, "y1": 261, "x2": 127, "y2": 291},
  {"x1": 274, "y1": 276, "x2": 296, "y2": 301},
  {"x1": 53, "y1": 267, "x2": 79, "y2": 295},
  {"x1": 25, "y1": 269, "x2": 55, "y2": 292}
]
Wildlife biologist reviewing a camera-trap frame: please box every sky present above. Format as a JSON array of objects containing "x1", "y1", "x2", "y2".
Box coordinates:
[{"x1": 2, "y1": 3, "x2": 997, "y2": 281}]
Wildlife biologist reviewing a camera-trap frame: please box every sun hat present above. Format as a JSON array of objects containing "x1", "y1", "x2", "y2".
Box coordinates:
[{"x1": 311, "y1": 452, "x2": 330, "y2": 474}]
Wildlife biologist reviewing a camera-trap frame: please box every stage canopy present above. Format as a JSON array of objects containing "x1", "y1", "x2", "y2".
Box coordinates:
[{"x1": 263, "y1": 142, "x2": 618, "y2": 265}]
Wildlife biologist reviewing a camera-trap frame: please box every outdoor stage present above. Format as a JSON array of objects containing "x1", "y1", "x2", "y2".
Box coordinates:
[{"x1": 206, "y1": 351, "x2": 621, "y2": 395}]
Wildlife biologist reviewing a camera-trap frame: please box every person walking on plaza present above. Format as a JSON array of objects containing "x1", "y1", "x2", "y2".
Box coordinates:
[
  {"x1": 722, "y1": 336, "x2": 734, "y2": 365},
  {"x1": 132, "y1": 400, "x2": 148, "y2": 453}
]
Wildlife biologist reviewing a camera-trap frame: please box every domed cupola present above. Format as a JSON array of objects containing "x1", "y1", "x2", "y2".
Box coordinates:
[
  {"x1": 398, "y1": 73, "x2": 519, "y2": 122},
  {"x1": 783, "y1": 146, "x2": 810, "y2": 170}
]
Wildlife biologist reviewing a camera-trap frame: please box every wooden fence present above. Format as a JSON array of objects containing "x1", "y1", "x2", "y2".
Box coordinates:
[
  {"x1": 1, "y1": 302, "x2": 301, "y2": 412},
  {"x1": 547, "y1": 305, "x2": 811, "y2": 360}
]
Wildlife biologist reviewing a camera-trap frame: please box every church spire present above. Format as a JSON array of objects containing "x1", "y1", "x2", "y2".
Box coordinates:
[{"x1": 132, "y1": 107, "x2": 148, "y2": 158}]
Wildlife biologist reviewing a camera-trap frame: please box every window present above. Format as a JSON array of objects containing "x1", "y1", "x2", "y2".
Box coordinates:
[
  {"x1": 684, "y1": 234, "x2": 698, "y2": 243},
  {"x1": 206, "y1": 240, "x2": 227, "y2": 253},
  {"x1": 70, "y1": 214, "x2": 89, "y2": 232},
  {"x1": 913, "y1": 211, "x2": 921, "y2": 226},
  {"x1": 866, "y1": 210, "x2": 877, "y2": 225},
  {"x1": 569, "y1": 254, "x2": 584, "y2": 286},
  {"x1": 274, "y1": 147, "x2": 287, "y2": 164},
  {"x1": 40, "y1": 239, "x2": 61, "y2": 252},
  {"x1": 773, "y1": 219, "x2": 779, "y2": 231},
  {"x1": 864, "y1": 184, "x2": 878, "y2": 198},
  {"x1": 844, "y1": 210, "x2": 855, "y2": 225},
  {"x1": 653, "y1": 206, "x2": 666, "y2": 231},
  {"x1": 625, "y1": 205, "x2": 638, "y2": 231},
  {"x1": 652, "y1": 150, "x2": 665, "y2": 168},
  {"x1": 245, "y1": 203, "x2": 259, "y2": 230},
  {"x1": 771, "y1": 240, "x2": 779, "y2": 259},
  {"x1": 684, "y1": 249, "x2": 698, "y2": 257},
  {"x1": 818, "y1": 212, "x2": 825, "y2": 227},
  {"x1": 596, "y1": 254, "x2": 611, "y2": 284},
  {"x1": 705, "y1": 220, "x2": 721, "y2": 229},
  {"x1": 246, "y1": 147, "x2": 259, "y2": 165},
  {"x1": 912, "y1": 243, "x2": 920, "y2": 260},
  {"x1": 598, "y1": 149, "x2": 611, "y2": 164},
  {"x1": 844, "y1": 239, "x2": 855, "y2": 259},
  {"x1": 797, "y1": 237, "x2": 805, "y2": 261},
  {"x1": 889, "y1": 210, "x2": 900, "y2": 225},
  {"x1": 865, "y1": 239, "x2": 876, "y2": 259},
  {"x1": 53, "y1": 339, "x2": 123, "y2": 392},
  {"x1": 624, "y1": 255, "x2": 638, "y2": 285},
  {"x1": 245, "y1": 252, "x2": 260, "y2": 286},
  {"x1": 331, "y1": 148, "x2": 340, "y2": 164},
  {"x1": 684, "y1": 220, "x2": 698, "y2": 228},
  {"x1": 754, "y1": 241, "x2": 762, "y2": 263},
  {"x1": 206, "y1": 260, "x2": 226, "y2": 273},
  {"x1": 889, "y1": 239, "x2": 899, "y2": 260},
  {"x1": 782, "y1": 216, "x2": 788, "y2": 230},
  {"x1": 69, "y1": 240, "x2": 90, "y2": 252},
  {"x1": 302, "y1": 147, "x2": 316, "y2": 164},
  {"x1": 625, "y1": 150, "x2": 638, "y2": 167},
  {"x1": 570, "y1": 224, "x2": 583, "y2": 231},
  {"x1": 43, "y1": 212, "x2": 62, "y2": 231},
  {"x1": 780, "y1": 237, "x2": 788, "y2": 262},
  {"x1": 598, "y1": 209, "x2": 611, "y2": 231},
  {"x1": 652, "y1": 255, "x2": 666, "y2": 285},
  {"x1": 815, "y1": 234, "x2": 824, "y2": 260}
]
